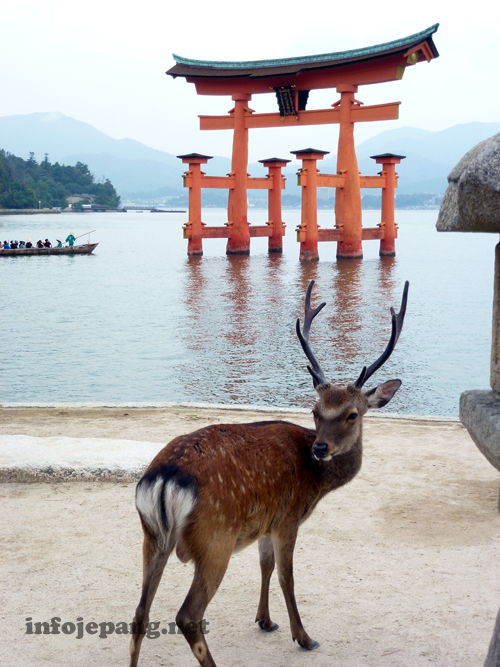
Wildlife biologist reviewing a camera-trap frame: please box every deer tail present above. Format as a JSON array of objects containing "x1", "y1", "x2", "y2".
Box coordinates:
[{"x1": 135, "y1": 464, "x2": 197, "y2": 553}]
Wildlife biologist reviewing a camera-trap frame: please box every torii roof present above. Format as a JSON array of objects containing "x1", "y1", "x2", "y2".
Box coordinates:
[{"x1": 167, "y1": 24, "x2": 439, "y2": 84}]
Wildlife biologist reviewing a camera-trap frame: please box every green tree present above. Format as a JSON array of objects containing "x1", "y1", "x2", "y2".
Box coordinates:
[
  {"x1": 94, "y1": 179, "x2": 120, "y2": 207},
  {"x1": 0, "y1": 182, "x2": 37, "y2": 209},
  {"x1": 0, "y1": 150, "x2": 121, "y2": 210}
]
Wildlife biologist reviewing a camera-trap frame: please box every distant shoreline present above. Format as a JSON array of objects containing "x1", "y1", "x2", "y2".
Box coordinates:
[
  {"x1": 0, "y1": 209, "x2": 126, "y2": 216},
  {"x1": 0, "y1": 209, "x2": 61, "y2": 215},
  {"x1": 0, "y1": 205, "x2": 442, "y2": 215}
]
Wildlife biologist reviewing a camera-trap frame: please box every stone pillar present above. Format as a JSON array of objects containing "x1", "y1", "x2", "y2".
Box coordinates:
[
  {"x1": 491, "y1": 242, "x2": 500, "y2": 392},
  {"x1": 436, "y1": 132, "x2": 500, "y2": 510},
  {"x1": 484, "y1": 604, "x2": 500, "y2": 667},
  {"x1": 436, "y1": 131, "x2": 500, "y2": 667}
]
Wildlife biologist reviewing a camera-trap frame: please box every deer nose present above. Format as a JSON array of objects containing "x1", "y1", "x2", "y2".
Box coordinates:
[{"x1": 313, "y1": 442, "x2": 329, "y2": 459}]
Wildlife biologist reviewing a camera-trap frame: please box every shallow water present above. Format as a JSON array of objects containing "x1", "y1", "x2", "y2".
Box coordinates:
[{"x1": 0, "y1": 208, "x2": 497, "y2": 415}]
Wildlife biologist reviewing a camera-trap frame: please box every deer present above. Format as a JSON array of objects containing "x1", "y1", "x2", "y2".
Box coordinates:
[{"x1": 130, "y1": 279, "x2": 409, "y2": 667}]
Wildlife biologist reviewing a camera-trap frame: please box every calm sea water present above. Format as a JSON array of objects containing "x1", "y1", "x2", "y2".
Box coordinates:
[{"x1": 0, "y1": 209, "x2": 497, "y2": 415}]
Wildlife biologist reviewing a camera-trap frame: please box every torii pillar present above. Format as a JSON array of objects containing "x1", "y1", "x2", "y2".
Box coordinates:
[
  {"x1": 334, "y1": 85, "x2": 364, "y2": 259},
  {"x1": 292, "y1": 148, "x2": 329, "y2": 261},
  {"x1": 226, "y1": 93, "x2": 252, "y2": 254},
  {"x1": 258, "y1": 157, "x2": 290, "y2": 253},
  {"x1": 178, "y1": 152, "x2": 212, "y2": 256},
  {"x1": 371, "y1": 153, "x2": 406, "y2": 257}
]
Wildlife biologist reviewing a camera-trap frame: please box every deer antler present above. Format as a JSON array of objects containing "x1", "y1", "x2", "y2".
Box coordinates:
[
  {"x1": 354, "y1": 281, "x2": 409, "y2": 389},
  {"x1": 296, "y1": 281, "x2": 327, "y2": 388}
]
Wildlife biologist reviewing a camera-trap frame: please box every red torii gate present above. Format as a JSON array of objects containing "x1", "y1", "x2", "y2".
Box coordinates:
[{"x1": 168, "y1": 24, "x2": 439, "y2": 259}]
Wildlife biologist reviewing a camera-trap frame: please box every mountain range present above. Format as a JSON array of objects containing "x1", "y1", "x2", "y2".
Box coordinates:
[{"x1": 1, "y1": 112, "x2": 499, "y2": 200}]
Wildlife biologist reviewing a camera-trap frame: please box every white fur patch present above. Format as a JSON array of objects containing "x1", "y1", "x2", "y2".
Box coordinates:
[
  {"x1": 136, "y1": 477, "x2": 196, "y2": 551},
  {"x1": 163, "y1": 481, "x2": 196, "y2": 539},
  {"x1": 313, "y1": 453, "x2": 332, "y2": 462},
  {"x1": 136, "y1": 476, "x2": 164, "y2": 535}
]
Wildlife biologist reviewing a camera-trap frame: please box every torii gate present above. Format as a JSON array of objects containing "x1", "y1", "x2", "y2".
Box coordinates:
[{"x1": 167, "y1": 24, "x2": 439, "y2": 259}]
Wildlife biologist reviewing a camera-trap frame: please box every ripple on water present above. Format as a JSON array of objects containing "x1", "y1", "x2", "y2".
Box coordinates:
[{"x1": 0, "y1": 209, "x2": 495, "y2": 415}]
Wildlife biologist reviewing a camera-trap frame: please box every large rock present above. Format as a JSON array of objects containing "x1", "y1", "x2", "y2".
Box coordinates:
[{"x1": 437, "y1": 133, "x2": 500, "y2": 232}]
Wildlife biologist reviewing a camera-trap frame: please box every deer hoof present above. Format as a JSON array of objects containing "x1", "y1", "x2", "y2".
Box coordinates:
[
  {"x1": 256, "y1": 619, "x2": 279, "y2": 632},
  {"x1": 297, "y1": 638, "x2": 320, "y2": 650}
]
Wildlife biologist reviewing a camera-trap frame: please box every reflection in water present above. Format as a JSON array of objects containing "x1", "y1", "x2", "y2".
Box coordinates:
[
  {"x1": 184, "y1": 256, "x2": 206, "y2": 329},
  {"x1": 223, "y1": 256, "x2": 254, "y2": 401},
  {"x1": 329, "y1": 259, "x2": 364, "y2": 383},
  {"x1": 179, "y1": 251, "x2": 402, "y2": 408},
  {"x1": 378, "y1": 256, "x2": 397, "y2": 294}
]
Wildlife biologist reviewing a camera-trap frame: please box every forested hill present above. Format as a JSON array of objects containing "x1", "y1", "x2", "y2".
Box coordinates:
[{"x1": 0, "y1": 150, "x2": 120, "y2": 209}]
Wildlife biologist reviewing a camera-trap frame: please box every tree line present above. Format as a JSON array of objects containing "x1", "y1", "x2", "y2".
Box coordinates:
[{"x1": 0, "y1": 150, "x2": 121, "y2": 209}]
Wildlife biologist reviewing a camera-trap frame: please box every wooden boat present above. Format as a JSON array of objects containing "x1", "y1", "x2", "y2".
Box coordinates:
[{"x1": 0, "y1": 243, "x2": 98, "y2": 256}]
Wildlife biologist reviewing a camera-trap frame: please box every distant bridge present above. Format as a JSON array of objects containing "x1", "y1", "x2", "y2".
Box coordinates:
[
  {"x1": 122, "y1": 206, "x2": 159, "y2": 211},
  {"x1": 122, "y1": 206, "x2": 186, "y2": 212}
]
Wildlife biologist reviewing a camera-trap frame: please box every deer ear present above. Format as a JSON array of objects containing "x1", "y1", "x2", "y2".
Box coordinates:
[{"x1": 364, "y1": 379, "x2": 401, "y2": 409}]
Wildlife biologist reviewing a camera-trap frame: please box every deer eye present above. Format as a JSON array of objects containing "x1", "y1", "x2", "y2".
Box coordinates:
[
  {"x1": 312, "y1": 409, "x2": 319, "y2": 419},
  {"x1": 346, "y1": 413, "x2": 358, "y2": 421}
]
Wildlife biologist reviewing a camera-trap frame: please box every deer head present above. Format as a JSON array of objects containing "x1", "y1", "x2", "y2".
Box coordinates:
[{"x1": 296, "y1": 280, "x2": 408, "y2": 460}]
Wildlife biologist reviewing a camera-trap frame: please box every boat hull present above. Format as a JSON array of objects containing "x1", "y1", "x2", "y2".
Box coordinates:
[{"x1": 0, "y1": 243, "x2": 98, "y2": 256}]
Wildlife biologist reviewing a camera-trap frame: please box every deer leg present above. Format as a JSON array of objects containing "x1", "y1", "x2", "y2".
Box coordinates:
[
  {"x1": 272, "y1": 530, "x2": 319, "y2": 650},
  {"x1": 130, "y1": 530, "x2": 171, "y2": 667},
  {"x1": 255, "y1": 534, "x2": 279, "y2": 631},
  {"x1": 176, "y1": 540, "x2": 234, "y2": 667}
]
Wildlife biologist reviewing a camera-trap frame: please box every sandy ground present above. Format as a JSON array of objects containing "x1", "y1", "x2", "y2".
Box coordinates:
[{"x1": 1, "y1": 405, "x2": 500, "y2": 667}]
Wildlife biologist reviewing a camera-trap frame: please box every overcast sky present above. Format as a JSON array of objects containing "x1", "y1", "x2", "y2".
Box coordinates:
[{"x1": 2, "y1": 0, "x2": 499, "y2": 163}]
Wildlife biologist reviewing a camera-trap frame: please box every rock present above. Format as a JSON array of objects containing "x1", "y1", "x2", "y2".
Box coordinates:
[
  {"x1": 460, "y1": 390, "x2": 500, "y2": 513},
  {"x1": 437, "y1": 133, "x2": 500, "y2": 232},
  {"x1": 460, "y1": 391, "x2": 500, "y2": 473}
]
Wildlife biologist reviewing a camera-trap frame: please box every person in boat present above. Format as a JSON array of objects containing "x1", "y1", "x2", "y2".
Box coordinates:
[
  {"x1": 19, "y1": 241, "x2": 26, "y2": 249},
  {"x1": 3, "y1": 241, "x2": 9, "y2": 249},
  {"x1": 25, "y1": 240, "x2": 33, "y2": 249},
  {"x1": 44, "y1": 239, "x2": 52, "y2": 248},
  {"x1": 56, "y1": 239, "x2": 62, "y2": 248},
  {"x1": 10, "y1": 240, "x2": 18, "y2": 249},
  {"x1": 36, "y1": 240, "x2": 44, "y2": 248},
  {"x1": 65, "y1": 232, "x2": 76, "y2": 247}
]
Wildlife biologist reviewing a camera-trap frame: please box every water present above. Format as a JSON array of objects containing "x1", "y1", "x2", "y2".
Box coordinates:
[{"x1": 0, "y1": 209, "x2": 497, "y2": 415}]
